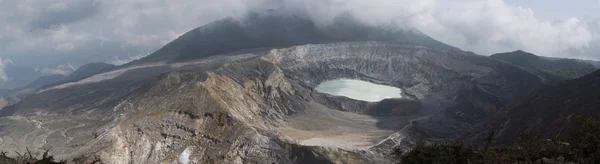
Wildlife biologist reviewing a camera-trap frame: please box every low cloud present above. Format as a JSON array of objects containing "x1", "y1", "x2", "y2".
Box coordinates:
[
  {"x1": 413, "y1": 0, "x2": 599, "y2": 59},
  {"x1": 36, "y1": 63, "x2": 76, "y2": 76},
  {"x1": 289, "y1": 0, "x2": 600, "y2": 59},
  {"x1": 30, "y1": 0, "x2": 100, "y2": 30},
  {"x1": 108, "y1": 54, "x2": 148, "y2": 66},
  {"x1": 0, "y1": 58, "x2": 13, "y2": 83}
]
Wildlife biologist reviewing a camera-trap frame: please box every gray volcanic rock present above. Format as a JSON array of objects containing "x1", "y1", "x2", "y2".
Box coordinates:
[
  {"x1": 0, "y1": 42, "x2": 541, "y2": 163},
  {"x1": 0, "y1": 51, "x2": 372, "y2": 163}
]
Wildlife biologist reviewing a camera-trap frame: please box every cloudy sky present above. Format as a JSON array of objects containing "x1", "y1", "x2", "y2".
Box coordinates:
[{"x1": 0, "y1": 0, "x2": 599, "y2": 88}]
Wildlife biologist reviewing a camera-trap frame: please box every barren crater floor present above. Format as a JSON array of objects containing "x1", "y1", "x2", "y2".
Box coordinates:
[{"x1": 280, "y1": 102, "x2": 410, "y2": 150}]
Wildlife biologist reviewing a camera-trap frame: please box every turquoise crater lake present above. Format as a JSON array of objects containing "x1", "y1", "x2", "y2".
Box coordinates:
[{"x1": 315, "y1": 79, "x2": 402, "y2": 102}]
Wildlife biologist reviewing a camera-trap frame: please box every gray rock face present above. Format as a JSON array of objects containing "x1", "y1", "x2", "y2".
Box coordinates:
[{"x1": 0, "y1": 42, "x2": 541, "y2": 163}]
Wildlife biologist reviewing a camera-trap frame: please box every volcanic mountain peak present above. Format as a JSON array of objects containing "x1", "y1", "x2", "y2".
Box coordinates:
[{"x1": 133, "y1": 13, "x2": 458, "y2": 65}]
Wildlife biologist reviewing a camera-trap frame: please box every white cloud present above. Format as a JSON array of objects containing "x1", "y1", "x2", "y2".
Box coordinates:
[
  {"x1": 410, "y1": 0, "x2": 599, "y2": 59},
  {"x1": 38, "y1": 63, "x2": 76, "y2": 75},
  {"x1": 0, "y1": 58, "x2": 13, "y2": 82},
  {"x1": 56, "y1": 42, "x2": 76, "y2": 51},
  {"x1": 108, "y1": 54, "x2": 148, "y2": 66},
  {"x1": 303, "y1": 0, "x2": 599, "y2": 59},
  {"x1": 48, "y1": 1, "x2": 69, "y2": 12}
]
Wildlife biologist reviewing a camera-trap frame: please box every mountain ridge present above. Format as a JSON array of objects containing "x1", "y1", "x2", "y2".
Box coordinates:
[{"x1": 490, "y1": 50, "x2": 597, "y2": 83}]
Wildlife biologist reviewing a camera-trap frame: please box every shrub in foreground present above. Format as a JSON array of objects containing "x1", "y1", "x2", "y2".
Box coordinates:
[{"x1": 0, "y1": 149, "x2": 65, "y2": 164}]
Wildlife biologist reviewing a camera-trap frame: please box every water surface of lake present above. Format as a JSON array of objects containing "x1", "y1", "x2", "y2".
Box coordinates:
[{"x1": 315, "y1": 79, "x2": 402, "y2": 102}]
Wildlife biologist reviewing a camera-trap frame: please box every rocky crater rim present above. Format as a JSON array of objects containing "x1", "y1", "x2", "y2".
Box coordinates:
[{"x1": 315, "y1": 79, "x2": 402, "y2": 102}]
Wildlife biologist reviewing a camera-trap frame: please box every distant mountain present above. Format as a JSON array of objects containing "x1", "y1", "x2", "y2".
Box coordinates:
[
  {"x1": 27, "y1": 62, "x2": 115, "y2": 93},
  {"x1": 579, "y1": 59, "x2": 600, "y2": 68},
  {"x1": 0, "y1": 74, "x2": 69, "y2": 107},
  {"x1": 23, "y1": 74, "x2": 68, "y2": 89},
  {"x1": 0, "y1": 89, "x2": 13, "y2": 96},
  {"x1": 491, "y1": 50, "x2": 597, "y2": 82},
  {"x1": 491, "y1": 69, "x2": 600, "y2": 143},
  {"x1": 0, "y1": 62, "x2": 115, "y2": 104},
  {"x1": 69, "y1": 62, "x2": 115, "y2": 80},
  {"x1": 542, "y1": 56, "x2": 600, "y2": 68},
  {"x1": 0, "y1": 66, "x2": 44, "y2": 90},
  {"x1": 17, "y1": 62, "x2": 115, "y2": 91},
  {"x1": 133, "y1": 11, "x2": 458, "y2": 64}
]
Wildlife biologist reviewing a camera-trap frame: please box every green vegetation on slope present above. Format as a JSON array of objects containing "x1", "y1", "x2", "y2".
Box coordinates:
[
  {"x1": 398, "y1": 142, "x2": 473, "y2": 164},
  {"x1": 396, "y1": 116, "x2": 600, "y2": 164}
]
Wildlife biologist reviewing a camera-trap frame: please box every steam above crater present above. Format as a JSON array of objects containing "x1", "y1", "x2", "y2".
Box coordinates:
[{"x1": 315, "y1": 79, "x2": 402, "y2": 102}]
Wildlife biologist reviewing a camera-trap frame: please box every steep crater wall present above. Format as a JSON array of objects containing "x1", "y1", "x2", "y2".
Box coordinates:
[{"x1": 260, "y1": 42, "x2": 542, "y2": 151}]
